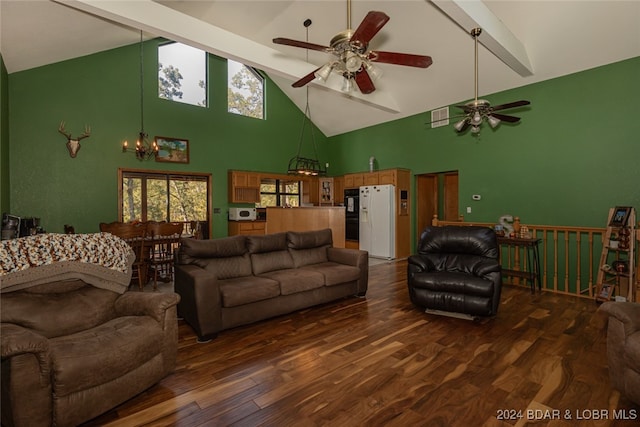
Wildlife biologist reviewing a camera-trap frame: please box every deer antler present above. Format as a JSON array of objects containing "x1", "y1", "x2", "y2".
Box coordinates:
[
  {"x1": 76, "y1": 124, "x2": 91, "y2": 141},
  {"x1": 58, "y1": 121, "x2": 72, "y2": 139}
]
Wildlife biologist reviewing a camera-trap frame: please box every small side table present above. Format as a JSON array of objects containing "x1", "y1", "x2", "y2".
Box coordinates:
[{"x1": 497, "y1": 236, "x2": 542, "y2": 293}]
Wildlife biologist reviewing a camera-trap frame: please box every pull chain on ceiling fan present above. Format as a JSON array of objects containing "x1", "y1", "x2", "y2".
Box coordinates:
[
  {"x1": 273, "y1": 0, "x2": 432, "y2": 94},
  {"x1": 452, "y1": 28, "x2": 530, "y2": 135}
]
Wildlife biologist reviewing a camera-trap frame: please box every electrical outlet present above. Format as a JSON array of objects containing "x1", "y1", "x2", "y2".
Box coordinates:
[{"x1": 466, "y1": 207, "x2": 472, "y2": 214}]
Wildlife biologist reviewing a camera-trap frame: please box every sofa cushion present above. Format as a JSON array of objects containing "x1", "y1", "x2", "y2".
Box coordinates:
[
  {"x1": 259, "y1": 269, "x2": 325, "y2": 295},
  {"x1": 49, "y1": 315, "x2": 163, "y2": 397},
  {"x1": 195, "y1": 255, "x2": 253, "y2": 280},
  {"x1": 251, "y1": 251, "x2": 294, "y2": 275},
  {"x1": 247, "y1": 233, "x2": 288, "y2": 254},
  {"x1": 0, "y1": 281, "x2": 119, "y2": 338},
  {"x1": 287, "y1": 229, "x2": 333, "y2": 249},
  {"x1": 219, "y1": 276, "x2": 280, "y2": 307},
  {"x1": 411, "y1": 271, "x2": 495, "y2": 297},
  {"x1": 301, "y1": 262, "x2": 361, "y2": 286},
  {"x1": 179, "y1": 235, "x2": 247, "y2": 259}
]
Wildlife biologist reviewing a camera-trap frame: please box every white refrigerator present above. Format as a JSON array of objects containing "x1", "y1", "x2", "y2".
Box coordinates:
[{"x1": 359, "y1": 184, "x2": 395, "y2": 259}]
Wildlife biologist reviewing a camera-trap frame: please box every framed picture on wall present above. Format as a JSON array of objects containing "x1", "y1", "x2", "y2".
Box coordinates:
[
  {"x1": 155, "y1": 136, "x2": 189, "y2": 164},
  {"x1": 609, "y1": 206, "x2": 632, "y2": 227}
]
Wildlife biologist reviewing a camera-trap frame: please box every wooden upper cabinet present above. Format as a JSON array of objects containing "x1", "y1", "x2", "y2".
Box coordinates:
[
  {"x1": 228, "y1": 170, "x2": 261, "y2": 203},
  {"x1": 363, "y1": 172, "x2": 379, "y2": 185},
  {"x1": 344, "y1": 173, "x2": 365, "y2": 189},
  {"x1": 334, "y1": 176, "x2": 344, "y2": 205},
  {"x1": 378, "y1": 169, "x2": 397, "y2": 186}
]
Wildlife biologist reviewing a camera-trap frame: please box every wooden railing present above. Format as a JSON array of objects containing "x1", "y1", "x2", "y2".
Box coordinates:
[{"x1": 429, "y1": 216, "x2": 638, "y2": 300}]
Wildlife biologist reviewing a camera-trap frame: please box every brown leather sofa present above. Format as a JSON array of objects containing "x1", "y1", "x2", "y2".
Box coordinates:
[
  {"x1": 175, "y1": 228, "x2": 368, "y2": 341},
  {"x1": 598, "y1": 301, "x2": 640, "y2": 405},
  {"x1": 0, "y1": 233, "x2": 180, "y2": 427}
]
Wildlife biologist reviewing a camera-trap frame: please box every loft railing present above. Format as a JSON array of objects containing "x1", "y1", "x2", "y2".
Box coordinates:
[{"x1": 429, "y1": 216, "x2": 638, "y2": 300}]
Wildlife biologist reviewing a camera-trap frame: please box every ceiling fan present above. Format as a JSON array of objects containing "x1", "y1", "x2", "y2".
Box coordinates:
[
  {"x1": 451, "y1": 28, "x2": 530, "y2": 134},
  {"x1": 272, "y1": 0, "x2": 432, "y2": 94}
]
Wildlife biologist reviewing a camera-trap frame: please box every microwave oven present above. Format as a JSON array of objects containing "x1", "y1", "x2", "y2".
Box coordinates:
[{"x1": 229, "y1": 207, "x2": 256, "y2": 221}]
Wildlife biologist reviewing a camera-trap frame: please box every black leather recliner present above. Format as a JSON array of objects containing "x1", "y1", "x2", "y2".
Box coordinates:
[{"x1": 407, "y1": 225, "x2": 502, "y2": 318}]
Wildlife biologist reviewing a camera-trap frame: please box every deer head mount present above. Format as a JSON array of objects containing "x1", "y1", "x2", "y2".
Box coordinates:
[{"x1": 58, "y1": 121, "x2": 91, "y2": 158}]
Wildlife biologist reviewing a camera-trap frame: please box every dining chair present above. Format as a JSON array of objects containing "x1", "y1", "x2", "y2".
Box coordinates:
[
  {"x1": 146, "y1": 222, "x2": 183, "y2": 290},
  {"x1": 99, "y1": 221, "x2": 149, "y2": 290}
]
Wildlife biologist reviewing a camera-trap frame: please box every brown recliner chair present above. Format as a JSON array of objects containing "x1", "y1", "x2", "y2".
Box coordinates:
[
  {"x1": 407, "y1": 225, "x2": 502, "y2": 319},
  {"x1": 1, "y1": 233, "x2": 180, "y2": 427},
  {"x1": 598, "y1": 301, "x2": 640, "y2": 405}
]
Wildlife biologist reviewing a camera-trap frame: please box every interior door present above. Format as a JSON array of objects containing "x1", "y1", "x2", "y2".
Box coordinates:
[
  {"x1": 416, "y1": 174, "x2": 438, "y2": 240},
  {"x1": 443, "y1": 172, "x2": 459, "y2": 221}
]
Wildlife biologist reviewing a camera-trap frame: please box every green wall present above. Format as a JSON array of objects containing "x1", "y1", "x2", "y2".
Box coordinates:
[
  {"x1": 6, "y1": 40, "x2": 639, "y2": 242},
  {"x1": 1, "y1": 54, "x2": 9, "y2": 215},
  {"x1": 329, "y1": 57, "x2": 640, "y2": 238},
  {"x1": 7, "y1": 40, "x2": 329, "y2": 236}
]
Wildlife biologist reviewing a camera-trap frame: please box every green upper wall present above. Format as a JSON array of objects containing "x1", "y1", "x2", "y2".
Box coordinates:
[
  {"x1": 1, "y1": 54, "x2": 9, "y2": 215},
  {"x1": 329, "y1": 57, "x2": 640, "y2": 232},
  {"x1": 7, "y1": 40, "x2": 329, "y2": 235},
  {"x1": 5, "y1": 38, "x2": 639, "y2": 239}
]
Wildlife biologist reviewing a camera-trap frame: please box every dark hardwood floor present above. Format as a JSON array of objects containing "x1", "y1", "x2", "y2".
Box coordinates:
[{"x1": 83, "y1": 260, "x2": 639, "y2": 426}]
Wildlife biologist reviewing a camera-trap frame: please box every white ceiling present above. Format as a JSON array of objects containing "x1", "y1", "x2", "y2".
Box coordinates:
[{"x1": 2, "y1": 1, "x2": 639, "y2": 136}]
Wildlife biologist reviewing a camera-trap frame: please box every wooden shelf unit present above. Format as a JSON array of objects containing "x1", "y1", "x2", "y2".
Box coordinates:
[{"x1": 595, "y1": 207, "x2": 636, "y2": 302}]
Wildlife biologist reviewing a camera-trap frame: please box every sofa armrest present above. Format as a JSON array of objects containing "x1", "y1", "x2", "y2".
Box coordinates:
[
  {"x1": 1, "y1": 323, "x2": 50, "y2": 367},
  {"x1": 599, "y1": 301, "x2": 640, "y2": 338},
  {"x1": 408, "y1": 254, "x2": 433, "y2": 273},
  {"x1": 473, "y1": 259, "x2": 502, "y2": 277},
  {"x1": 1, "y1": 323, "x2": 53, "y2": 427},
  {"x1": 174, "y1": 264, "x2": 222, "y2": 341},
  {"x1": 114, "y1": 292, "x2": 180, "y2": 324},
  {"x1": 327, "y1": 248, "x2": 368, "y2": 296},
  {"x1": 327, "y1": 247, "x2": 364, "y2": 266}
]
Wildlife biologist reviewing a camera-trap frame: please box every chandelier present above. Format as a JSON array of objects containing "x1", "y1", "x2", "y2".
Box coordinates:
[
  {"x1": 288, "y1": 20, "x2": 326, "y2": 176},
  {"x1": 122, "y1": 30, "x2": 158, "y2": 160}
]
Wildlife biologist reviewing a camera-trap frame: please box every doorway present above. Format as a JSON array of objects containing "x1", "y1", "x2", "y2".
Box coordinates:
[{"x1": 415, "y1": 171, "x2": 459, "y2": 240}]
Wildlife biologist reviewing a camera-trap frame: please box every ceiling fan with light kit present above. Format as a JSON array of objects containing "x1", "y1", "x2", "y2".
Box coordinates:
[
  {"x1": 272, "y1": 0, "x2": 433, "y2": 94},
  {"x1": 437, "y1": 28, "x2": 531, "y2": 135}
]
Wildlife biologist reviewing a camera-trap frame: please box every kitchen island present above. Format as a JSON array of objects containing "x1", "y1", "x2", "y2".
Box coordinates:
[{"x1": 266, "y1": 206, "x2": 345, "y2": 248}]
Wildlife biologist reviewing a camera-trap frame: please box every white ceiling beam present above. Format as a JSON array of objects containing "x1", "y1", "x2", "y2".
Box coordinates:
[
  {"x1": 54, "y1": 0, "x2": 400, "y2": 113},
  {"x1": 431, "y1": 0, "x2": 533, "y2": 76}
]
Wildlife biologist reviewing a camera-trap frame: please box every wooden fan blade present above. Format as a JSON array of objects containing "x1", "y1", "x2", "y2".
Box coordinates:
[
  {"x1": 273, "y1": 38, "x2": 331, "y2": 53},
  {"x1": 354, "y1": 69, "x2": 376, "y2": 94},
  {"x1": 490, "y1": 113, "x2": 521, "y2": 123},
  {"x1": 350, "y1": 11, "x2": 390, "y2": 46},
  {"x1": 491, "y1": 100, "x2": 530, "y2": 111},
  {"x1": 369, "y1": 51, "x2": 433, "y2": 68},
  {"x1": 292, "y1": 68, "x2": 321, "y2": 88}
]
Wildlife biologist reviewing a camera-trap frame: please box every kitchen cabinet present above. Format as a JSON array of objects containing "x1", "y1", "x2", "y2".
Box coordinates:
[
  {"x1": 363, "y1": 172, "x2": 379, "y2": 185},
  {"x1": 333, "y1": 176, "x2": 344, "y2": 205},
  {"x1": 228, "y1": 221, "x2": 266, "y2": 236},
  {"x1": 344, "y1": 173, "x2": 364, "y2": 189},
  {"x1": 319, "y1": 177, "x2": 334, "y2": 205},
  {"x1": 228, "y1": 170, "x2": 261, "y2": 203}
]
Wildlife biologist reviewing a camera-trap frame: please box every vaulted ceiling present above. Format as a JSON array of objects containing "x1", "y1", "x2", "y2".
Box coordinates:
[{"x1": 2, "y1": 1, "x2": 639, "y2": 136}]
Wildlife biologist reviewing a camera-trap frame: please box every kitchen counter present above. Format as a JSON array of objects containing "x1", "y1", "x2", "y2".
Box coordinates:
[{"x1": 266, "y1": 206, "x2": 345, "y2": 248}]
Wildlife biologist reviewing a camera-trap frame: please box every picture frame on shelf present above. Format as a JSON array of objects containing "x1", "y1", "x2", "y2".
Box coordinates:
[
  {"x1": 609, "y1": 206, "x2": 632, "y2": 227},
  {"x1": 155, "y1": 136, "x2": 189, "y2": 164},
  {"x1": 598, "y1": 283, "x2": 613, "y2": 301}
]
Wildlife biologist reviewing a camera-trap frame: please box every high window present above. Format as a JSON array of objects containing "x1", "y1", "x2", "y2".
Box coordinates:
[
  {"x1": 158, "y1": 42, "x2": 207, "y2": 107},
  {"x1": 227, "y1": 59, "x2": 264, "y2": 119},
  {"x1": 260, "y1": 179, "x2": 300, "y2": 207},
  {"x1": 119, "y1": 169, "x2": 211, "y2": 235}
]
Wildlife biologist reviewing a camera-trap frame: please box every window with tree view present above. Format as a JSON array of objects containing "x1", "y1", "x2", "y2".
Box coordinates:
[
  {"x1": 158, "y1": 42, "x2": 207, "y2": 107},
  {"x1": 260, "y1": 179, "x2": 300, "y2": 207},
  {"x1": 228, "y1": 59, "x2": 264, "y2": 119},
  {"x1": 119, "y1": 170, "x2": 211, "y2": 232}
]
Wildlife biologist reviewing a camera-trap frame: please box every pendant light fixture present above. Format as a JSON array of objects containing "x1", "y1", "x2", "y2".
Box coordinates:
[
  {"x1": 287, "y1": 19, "x2": 326, "y2": 176},
  {"x1": 122, "y1": 30, "x2": 158, "y2": 160}
]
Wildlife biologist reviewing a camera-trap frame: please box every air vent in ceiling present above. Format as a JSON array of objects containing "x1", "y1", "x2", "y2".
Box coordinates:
[{"x1": 430, "y1": 107, "x2": 449, "y2": 128}]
